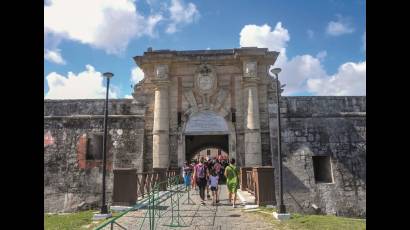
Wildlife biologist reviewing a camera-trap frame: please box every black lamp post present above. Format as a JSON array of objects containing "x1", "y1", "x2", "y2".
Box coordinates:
[
  {"x1": 101, "y1": 72, "x2": 113, "y2": 214},
  {"x1": 270, "y1": 67, "x2": 286, "y2": 214}
]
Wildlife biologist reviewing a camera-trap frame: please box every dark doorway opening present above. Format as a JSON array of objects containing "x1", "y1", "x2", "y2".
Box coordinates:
[
  {"x1": 185, "y1": 135, "x2": 229, "y2": 161},
  {"x1": 312, "y1": 156, "x2": 333, "y2": 183}
]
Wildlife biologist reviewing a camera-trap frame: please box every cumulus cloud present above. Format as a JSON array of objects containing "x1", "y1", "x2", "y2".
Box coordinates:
[
  {"x1": 326, "y1": 15, "x2": 354, "y2": 36},
  {"x1": 44, "y1": 0, "x2": 164, "y2": 54},
  {"x1": 166, "y1": 0, "x2": 200, "y2": 34},
  {"x1": 239, "y1": 23, "x2": 365, "y2": 96},
  {"x1": 280, "y1": 55, "x2": 328, "y2": 95},
  {"x1": 240, "y1": 22, "x2": 290, "y2": 66},
  {"x1": 44, "y1": 49, "x2": 66, "y2": 64},
  {"x1": 131, "y1": 66, "x2": 145, "y2": 84},
  {"x1": 124, "y1": 94, "x2": 134, "y2": 99},
  {"x1": 44, "y1": 0, "x2": 200, "y2": 59},
  {"x1": 45, "y1": 65, "x2": 118, "y2": 99},
  {"x1": 307, "y1": 61, "x2": 366, "y2": 95}
]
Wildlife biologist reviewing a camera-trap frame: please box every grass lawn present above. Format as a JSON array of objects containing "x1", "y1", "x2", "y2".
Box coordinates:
[
  {"x1": 45, "y1": 210, "x2": 119, "y2": 230},
  {"x1": 45, "y1": 207, "x2": 366, "y2": 230},
  {"x1": 246, "y1": 207, "x2": 366, "y2": 230}
]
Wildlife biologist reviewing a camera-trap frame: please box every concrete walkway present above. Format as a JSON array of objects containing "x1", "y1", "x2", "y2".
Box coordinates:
[{"x1": 102, "y1": 185, "x2": 275, "y2": 230}]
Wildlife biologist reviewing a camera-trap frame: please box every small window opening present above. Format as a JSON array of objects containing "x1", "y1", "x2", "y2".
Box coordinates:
[
  {"x1": 86, "y1": 133, "x2": 103, "y2": 160},
  {"x1": 312, "y1": 156, "x2": 333, "y2": 183}
]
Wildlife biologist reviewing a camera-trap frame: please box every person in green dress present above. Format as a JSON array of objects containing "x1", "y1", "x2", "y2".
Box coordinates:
[{"x1": 224, "y1": 158, "x2": 239, "y2": 208}]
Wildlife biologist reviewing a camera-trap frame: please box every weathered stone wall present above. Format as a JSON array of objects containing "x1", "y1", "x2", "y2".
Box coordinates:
[
  {"x1": 270, "y1": 96, "x2": 366, "y2": 217},
  {"x1": 44, "y1": 99, "x2": 145, "y2": 212},
  {"x1": 43, "y1": 49, "x2": 366, "y2": 217}
]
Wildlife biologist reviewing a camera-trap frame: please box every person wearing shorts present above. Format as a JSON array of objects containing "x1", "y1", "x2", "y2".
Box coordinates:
[
  {"x1": 209, "y1": 169, "x2": 219, "y2": 205},
  {"x1": 182, "y1": 161, "x2": 192, "y2": 189},
  {"x1": 224, "y1": 158, "x2": 239, "y2": 208}
]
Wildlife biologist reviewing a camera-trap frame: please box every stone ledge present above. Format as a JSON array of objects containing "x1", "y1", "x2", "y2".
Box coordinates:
[
  {"x1": 44, "y1": 115, "x2": 145, "y2": 119},
  {"x1": 281, "y1": 112, "x2": 366, "y2": 118}
]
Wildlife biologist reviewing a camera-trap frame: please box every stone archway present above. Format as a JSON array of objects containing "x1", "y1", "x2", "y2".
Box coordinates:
[{"x1": 178, "y1": 111, "x2": 236, "y2": 166}]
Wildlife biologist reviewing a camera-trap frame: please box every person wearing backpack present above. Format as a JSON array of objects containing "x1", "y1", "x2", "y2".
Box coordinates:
[
  {"x1": 193, "y1": 157, "x2": 208, "y2": 205},
  {"x1": 224, "y1": 158, "x2": 240, "y2": 208}
]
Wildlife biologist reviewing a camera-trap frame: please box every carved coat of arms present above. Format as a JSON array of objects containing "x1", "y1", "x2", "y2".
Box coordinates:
[{"x1": 195, "y1": 64, "x2": 217, "y2": 95}]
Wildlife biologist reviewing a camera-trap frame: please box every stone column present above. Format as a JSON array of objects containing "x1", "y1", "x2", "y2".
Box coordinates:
[
  {"x1": 243, "y1": 61, "x2": 262, "y2": 166},
  {"x1": 152, "y1": 64, "x2": 170, "y2": 169}
]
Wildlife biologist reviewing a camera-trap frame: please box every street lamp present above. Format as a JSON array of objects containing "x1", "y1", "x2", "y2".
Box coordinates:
[
  {"x1": 270, "y1": 68, "x2": 287, "y2": 214},
  {"x1": 101, "y1": 72, "x2": 113, "y2": 215}
]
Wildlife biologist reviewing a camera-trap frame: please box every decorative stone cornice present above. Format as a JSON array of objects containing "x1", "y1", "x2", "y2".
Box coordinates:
[{"x1": 133, "y1": 47, "x2": 279, "y2": 66}]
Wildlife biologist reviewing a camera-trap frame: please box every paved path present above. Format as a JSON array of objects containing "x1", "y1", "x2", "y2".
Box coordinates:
[{"x1": 102, "y1": 185, "x2": 275, "y2": 230}]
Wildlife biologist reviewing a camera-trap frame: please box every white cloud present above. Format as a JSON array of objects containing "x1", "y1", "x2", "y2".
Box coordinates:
[
  {"x1": 124, "y1": 94, "x2": 133, "y2": 99},
  {"x1": 45, "y1": 65, "x2": 118, "y2": 99},
  {"x1": 146, "y1": 14, "x2": 164, "y2": 37},
  {"x1": 280, "y1": 55, "x2": 328, "y2": 95},
  {"x1": 44, "y1": 49, "x2": 66, "y2": 64},
  {"x1": 166, "y1": 0, "x2": 200, "y2": 34},
  {"x1": 240, "y1": 22, "x2": 290, "y2": 67},
  {"x1": 131, "y1": 66, "x2": 145, "y2": 84},
  {"x1": 44, "y1": 0, "x2": 164, "y2": 54},
  {"x1": 326, "y1": 15, "x2": 354, "y2": 36},
  {"x1": 307, "y1": 61, "x2": 366, "y2": 95},
  {"x1": 239, "y1": 23, "x2": 365, "y2": 96}
]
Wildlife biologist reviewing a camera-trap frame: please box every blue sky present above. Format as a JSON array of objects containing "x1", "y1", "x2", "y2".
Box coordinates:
[{"x1": 44, "y1": 0, "x2": 366, "y2": 99}]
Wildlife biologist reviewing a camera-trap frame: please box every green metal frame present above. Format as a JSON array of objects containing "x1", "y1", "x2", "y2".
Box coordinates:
[{"x1": 94, "y1": 175, "x2": 190, "y2": 230}]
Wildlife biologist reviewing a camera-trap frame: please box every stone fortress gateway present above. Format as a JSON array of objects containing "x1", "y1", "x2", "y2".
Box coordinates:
[{"x1": 44, "y1": 48, "x2": 366, "y2": 217}]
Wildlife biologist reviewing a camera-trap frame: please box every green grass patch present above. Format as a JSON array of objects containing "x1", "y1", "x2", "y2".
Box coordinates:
[
  {"x1": 45, "y1": 210, "x2": 120, "y2": 230},
  {"x1": 288, "y1": 213, "x2": 366, "y2": 230},
  {"x1": 251, "y1": 206, "x2": 366, "y2": 230}
]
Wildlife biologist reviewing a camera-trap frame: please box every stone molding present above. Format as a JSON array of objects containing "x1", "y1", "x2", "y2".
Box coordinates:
[
  {"x1": 154, "y1": 64, "x2": 169, "y2": 79},
  {"x1": 243, "y1": 60, "x2": 258, "y2": 78}
]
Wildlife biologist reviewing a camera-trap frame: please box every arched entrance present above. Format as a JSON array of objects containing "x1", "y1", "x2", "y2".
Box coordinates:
[
  {"x1": 185, "y1": 135, "x2": 229, "y2": 161},
  {"x1": 179, "y1": 111, "x2": 235, "y2": 166}
]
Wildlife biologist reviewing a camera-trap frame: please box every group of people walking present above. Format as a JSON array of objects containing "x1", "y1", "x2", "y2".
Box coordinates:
[{"x1": 182, "y1": 157, "x2": 240, "y2": 207}]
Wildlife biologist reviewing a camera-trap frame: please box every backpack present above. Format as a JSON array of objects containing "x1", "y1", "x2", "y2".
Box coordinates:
[{"x1": 196, "y1": 164, "x2": 205, "y2": 179}]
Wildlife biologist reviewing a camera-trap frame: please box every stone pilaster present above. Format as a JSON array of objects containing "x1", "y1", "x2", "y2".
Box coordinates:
[
  {"x1": 152, "y1": 64, "x2": 170, "y2": 169},
  {"x1": 243, "y1": 60, "x2": 262, "y2": 166}
]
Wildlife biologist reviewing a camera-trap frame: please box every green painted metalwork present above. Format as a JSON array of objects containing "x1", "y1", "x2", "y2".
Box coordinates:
[{"x1": 94, "y1": 175, "x2": 190, "y2": 230}]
